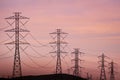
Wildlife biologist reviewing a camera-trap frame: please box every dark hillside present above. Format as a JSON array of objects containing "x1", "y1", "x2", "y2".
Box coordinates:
[
  {"x1": 2, "y1": 74, "x2": 87, "y2": 80},
  {"x1": 0, "y1": 78, "x2": 8, "y2": 80}
]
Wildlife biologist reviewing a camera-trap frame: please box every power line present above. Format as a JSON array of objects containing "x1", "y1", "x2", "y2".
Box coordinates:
[
  {"x1": 22, "y1": 61, "x2": 40, "y2": 69},
  {"x1": 21, "y1": 47, "x2": 44, "y2": 68},
  {"x1": 0, "y1": 47, "x2": 14, "y2": 60},
  {"x1": 0, "y1": 51, "x2": 12, "y2": 57},
  {"x1": 13, "y1": 28, "x2": 52, "y2": 59},
  {"x1": 21, "y1": 32, "x2": 49, "y2": 48},
  {"x1": 0, "y1": 26, "x2": 9, "y2": 31},
  {"x1": 42, "y1": 57, "x2": 55, "y2": 68},
  {"x1": 28, "y1": 33, "x2": 48, "y2": 47},
  {"x1": 23, "y1": 53, "x2": 45, "y2": 58},
  {"x1": 18, "y1": 20, "x2": 49, "y2": 47},
  {"x1": 30, "y1": 44, "x2": 49, "y2": 48},
  {"x1": 21, "y1": 44, "x2": 51, "y2": 58},
  {"x1": 5, "y1": 19, "x2": 15, "y2": 28},
  {"x1": 0, "y1": 38, "x2": 11, "y2": 45},
  {"x1": 21, "y1": 47, "x2": 54, "y2": 68},
  {"x1": 61, "y1": 55, "x2": 72, "y2": 74},
  {"x1": 29, "y1": 46, "x2": 47, "y2": 57},
  {"x1": 16, "y1": 32, "x2": 49, "y2": 58},
  {"x1": 61, "y1": 53, "x2": 70, "y2": 65},
  {"x1": 0, "y1": 46, "x2": 14, "y2": 60},
  {"x1": 61, "y1": 55, "x2": 70, "y2": 68},
  {"x1": 22, "y1": 60, "x2": 54, "y2": 72},
  {"x1": 0, "y1": 56, "x2": 13, "y2": 59}
]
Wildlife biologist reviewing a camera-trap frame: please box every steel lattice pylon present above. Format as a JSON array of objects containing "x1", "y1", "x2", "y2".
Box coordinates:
[
  {"x1": 5, "y1": 12, "x2": 29, "y2": 77},
  {"x1": 98, "y1": 53, "x2": 107, "y2": 80},
  {"x1": 109, "y1": 61, "x2": 115, "y2": 80},
  {"x1": 71, "y1": 48, "x2": 84, "y2": 77},
  {"x1": 49, "y1": 29, "x2": 68, "y2": 74}
]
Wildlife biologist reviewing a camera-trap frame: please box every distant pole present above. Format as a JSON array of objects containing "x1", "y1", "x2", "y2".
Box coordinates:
[
  {"x1": 67, "y1": 69, "x2": 70, "y2": 74},
  {"x1": 98, "y1": 53, "x2": 107, "y2": 80},
  {"x1": 49, "y1": 29, "x2": 68, "y2": 74},
  {"x1": 5, "y1": 12, "x2": 29, "y2": 77},
  {"x1": 109, "y1": 60, "x2": 115, "y2": 80},
  {"x1": 87, "y1": 73, "x2": 89, "y2": 80},
  {"x1": 90, "y1": 74, "x2": 92, "y2": 80},
  {"x1": 71, "y1": 48, "x2": 84, "y2": 77},
  {"x1": 86, "y1": 73, "x2": 92, "y2": 80}
]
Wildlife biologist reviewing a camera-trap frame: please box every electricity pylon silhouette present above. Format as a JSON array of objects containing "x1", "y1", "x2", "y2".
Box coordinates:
[
  {"x1": 87, "y1": 73, "x2": 92, "y2": 80},
  {"x1": 49, "y1": 29, "x2": 68, "y2": 74},
  {"x1": 5, "y1": 12, "x2": 29, "y2": 77},
  {"x1": 90, "y1": 75, "x2": 92, "y2": 80},
  {"x1": 109, "y1": 60, "x2": 115, "y2": 80},
  {"x1": 67, "y1": 68, "x2": 70, "y2": 74},
  {"x1": 71, "y1": 48, "x2": 84, "y2": 77},
  {"x1": 98, "y1": 53, "x2": 107, "y2": 80},
  {"x1": 87, "y1": 73, "x2": 89, "y2": 80}
]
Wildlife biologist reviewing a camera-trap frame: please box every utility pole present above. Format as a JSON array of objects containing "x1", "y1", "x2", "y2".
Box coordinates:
[
  {"x1": 49, "y1": 29, "x2": 68, "y2": 74},
  {"x1": 90, "y1": 74, "x2": 92, "y2": 80},
  {"x1": 87, "y1": 73, "x2": 90, "y2": 80},
  {"x1": 98, "y1": 53, "x2": 107, "y2": 80},
  {"x1": 71, "y1": 48, "x2": 84, "y2": 77},
  {"x1": 109, "y1": 60, "x2": 115, "y2": 80},
  {"x1": 5, "y1": 12, "x2": 29, "y2": 77},
  {"x1": 67, "y1": 68, "x2": 70, "y2": 74},
  {"x1": 67, "y1": 68, "x2": 71, "y2": 75},
  {"x1": 87, "y1": 73, "x2": 92, "y2": 80}
]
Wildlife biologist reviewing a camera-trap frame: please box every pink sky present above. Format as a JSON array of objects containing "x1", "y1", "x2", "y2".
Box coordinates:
[{"x1": 0, "y1": 0, "x2": 120, "y2": 80}]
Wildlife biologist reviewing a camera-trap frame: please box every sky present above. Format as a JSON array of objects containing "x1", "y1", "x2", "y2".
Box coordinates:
[{"x1": 0, "y1": 0, "x2": 120, "y2": 80}]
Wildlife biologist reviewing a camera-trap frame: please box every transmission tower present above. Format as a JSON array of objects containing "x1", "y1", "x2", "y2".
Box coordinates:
[
  {"x1": 4, "y1": 12, "x2": 29, "y2": 77},
  {"x1": 98, "y1": 53, "x2": 107, "y2": 80},
  {"x1": 71, "y1": 48, "x2": 84, "y2": 77},
  {"x1": 49, "y1": 29, "x2": 68, "y2": 74},
  {"x1": 109, "y1": 60, "x2": 115, "y2": 80}
]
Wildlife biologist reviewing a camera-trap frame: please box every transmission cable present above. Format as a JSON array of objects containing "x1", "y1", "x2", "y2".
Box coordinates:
[
  {"x1": 21, "y1": 48, "x2": 45, "y2": 68},
  {"x1": 61, "y1": 55, "x2": 70, "y2": 68},
  {"x1": 0, "y1": 26, "x2": 9, "y2": 31},
  {"x1": 21, "y1": 61, "x2": 51, "y2": 71},
  {"x1": 0, "y1": 51, "x2": 9, "y2": 56},
  {"x1": 22, "y1": 60, "x2": 54, "y2": 72},
  {"x1": 0, "y1": 38, "x2": 12, "y2": 45},
  {"x1": 29, "y1": 46, "x2": 47, "y2": 57},
  {"x1": 18, "y1": 22, "x2": 49, "y2": 47},
  {"x1": 21, "y1": 47, "x2": 54, "y2": 68},
  {"x1": 21, "y1": 60, "x2": 41, "y2": 69},
  {"x1": 18, "y1": 35, "x2": 49, "y2": 58},
  {"x1": 28, "y1": 33, "x2": 48, "y2": 47},
  {"x1": 0, "y1": 46, "x2": 14, "y2": 60},
  {"x1": 0, "y1": 56, "x2": 13, "y2": 59}
]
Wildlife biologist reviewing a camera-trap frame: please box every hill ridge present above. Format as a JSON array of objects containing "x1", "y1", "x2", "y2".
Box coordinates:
[{"x1": 0, "y1": 74, "x2": 87, "y2": 80}]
